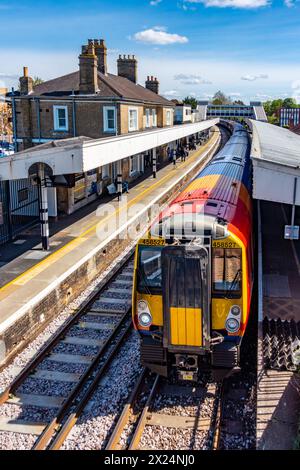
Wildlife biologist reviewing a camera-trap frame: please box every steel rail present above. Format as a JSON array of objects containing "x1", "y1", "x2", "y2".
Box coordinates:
[
  {"x1": 212, "y1": 382, "x2": 225, "y2": 450},
  {"x1": 0, "y1": 253, "x2": 134, "y2": 406},
  {"x1": 106, "y1": 368, "x2": 148, "y2": 450},
  {"x1": 33, "y1": 313, "x2": 132, "y2": 450},
  {"x1": 128, "y1": 374, "x2": 160, "y2": 451},
  {"x1": 45, "y1": 319, "x2": 133, "y2": 450}
]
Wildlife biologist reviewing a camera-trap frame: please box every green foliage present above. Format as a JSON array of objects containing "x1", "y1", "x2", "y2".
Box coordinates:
[
  {"x1": 212, "y1": 91, "x2": 232, "y2": 105},
  {"x1": 233, "y1": 100, "x2": 245, "y2": 106},
  {"x1": 183, "y1": 96, "x2": 198, "y2": 110},
  {"x1": 32, "y1": 77, "x2": 44, "y2": 87},
  {"x1": 263, "y1": 97, "x2": 299, "y2": 126}
]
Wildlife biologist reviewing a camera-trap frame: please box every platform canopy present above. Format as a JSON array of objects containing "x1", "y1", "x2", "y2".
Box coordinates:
[
  {"x1": 0, "y1": 119, "x2": 219, "y2": 181},
  {"x1": 250, "y1": 119, "x2": 300, "y2": 206}
]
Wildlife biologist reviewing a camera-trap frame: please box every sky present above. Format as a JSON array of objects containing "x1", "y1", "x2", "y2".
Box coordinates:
[{"x1": 0, "y1": 0, "x2": 300, "y2": 103}]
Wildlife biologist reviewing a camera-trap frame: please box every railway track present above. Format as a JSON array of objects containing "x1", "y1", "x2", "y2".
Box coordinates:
[
  {"x1": 107, "y1": 371, "x2": 224, "y2": 451},
  {"x1": 0, "y1": 255, "x2": 135, "y2": 450}
]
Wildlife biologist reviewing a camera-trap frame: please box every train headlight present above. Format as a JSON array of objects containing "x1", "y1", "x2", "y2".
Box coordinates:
[
  {"x1": 138, "y1": 301, "x2": 148, "y2": 314},
  {"x1": 138, "y1": 312, "x2": 152, "y2": 328},
  {"x1": 225, "y1": 318, "x2": 240, "y2": 334},
  {"x1": 137, "y1": 300, "x2": 152, "y2": 327},
  {"x1": 231, "y1": 305, "x2": 241, "y2": 316}
]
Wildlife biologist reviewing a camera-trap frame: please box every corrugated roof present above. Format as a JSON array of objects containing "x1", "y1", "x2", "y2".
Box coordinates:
[
  {"x1": 30, "y1": 71, "x2": 173, "y2": 106},
  {"x1": 251, "y1": 120, "x2": 300, "y2": 168}
]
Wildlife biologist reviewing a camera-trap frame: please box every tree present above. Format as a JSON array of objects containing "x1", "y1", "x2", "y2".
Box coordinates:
[
  {"x1": 183, "y1": 96, "x2": 198, "y2": 110},
  {"x1": 282, "y1": 97, "x2": 297, "y2": 108},
  {"x1": 32, "y1": 77, "x2": 44, "y2": 87},
  {"x1": 212, "y1": 91, "x2": 232, "y2": 105},
  {"x1": 262, "y1": 97, "x2": 299, "y2": 125},
  {"x1": 233, "y1": 100, "x2": 245, "y2": 106}
]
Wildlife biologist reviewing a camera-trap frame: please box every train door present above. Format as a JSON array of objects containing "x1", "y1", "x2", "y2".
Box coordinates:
[{"x1": 162, "y1": 245, "x2": 211, "y2": 351}]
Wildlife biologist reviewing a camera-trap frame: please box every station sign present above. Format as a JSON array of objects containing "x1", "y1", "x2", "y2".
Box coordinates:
[{"x1": 284, "y1": 225, "x2": 299, "y2": 240}]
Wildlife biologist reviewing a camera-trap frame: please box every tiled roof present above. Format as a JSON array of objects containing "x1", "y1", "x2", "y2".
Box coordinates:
[{"x1": 31, "y1": 71, "x2": 173, "y2": 106}]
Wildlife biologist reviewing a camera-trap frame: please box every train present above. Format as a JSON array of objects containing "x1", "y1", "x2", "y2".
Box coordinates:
[{"x1": 132, "y1": 123, "x2": 253, "y2": 382}]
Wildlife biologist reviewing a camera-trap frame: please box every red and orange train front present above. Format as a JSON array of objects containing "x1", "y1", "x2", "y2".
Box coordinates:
[{"x1": 132, "y1": 124, "x2": 253, "y2": 381}]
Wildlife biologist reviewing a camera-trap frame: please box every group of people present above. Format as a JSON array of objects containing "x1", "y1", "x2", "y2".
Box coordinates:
[{"x1": 167, "y1": 139, "x2": 198, "y2": 166}]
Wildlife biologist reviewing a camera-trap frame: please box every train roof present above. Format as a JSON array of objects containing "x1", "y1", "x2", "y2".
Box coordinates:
[{"x1": 150, "y1": 125, "x2": 252, "y2": 240}]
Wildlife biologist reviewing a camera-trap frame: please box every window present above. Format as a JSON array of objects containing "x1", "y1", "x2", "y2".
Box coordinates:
[
  {"x1": 128, "y1": 108, "x2": 138, "y2": 132},
  {"x1": 102, "y1": 164, "x2": 110, "y2": 179},
  {"x1": 145, "y1": 109, "x2": 150, "y2": 128},
  {"x1": 152, "y1": 109, "x2": 157, "y2": 127},
  {"x1": 130, "y1": 155, "x2": 140, "y2": 174},
  {"x1": 212, "y1": 248, "x2": 242, "y2": 296},
  {"x1": 103, "y1": 106, "x2": 116, "y2": 133},
  {"x1": 53, "y1": 106, "x2": 68, "y2": 131},
  {"x1": 138, "y1": 247, "x2": 162, "y2": 292},
  {"x1": 166, "y1": 110, "x2": 172, "y2": 126}
]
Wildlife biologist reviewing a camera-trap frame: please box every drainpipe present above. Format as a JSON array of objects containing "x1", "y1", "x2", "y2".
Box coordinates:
[
  {"x1": 35, "y1": 98, "x2": 41, "y2": 143},
  {"x1": 115, "y1": 102, "x2": 118, "y2": 137},
  {"x1": 72, "y1": 91, "x2": 76, "y2": 137},
  {"x1": 11, "y1": 88, "x2": 17, "y2": 152}
]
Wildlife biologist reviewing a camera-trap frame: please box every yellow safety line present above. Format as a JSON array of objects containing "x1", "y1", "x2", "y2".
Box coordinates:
[{"x1": 0, "y1": 135, "x2": 217, "y2": 294}]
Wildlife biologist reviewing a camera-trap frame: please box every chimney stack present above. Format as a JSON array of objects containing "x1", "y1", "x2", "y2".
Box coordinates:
[
  {"x1": 145, "y1": 76, "x2": 159, "y2": 94},
  {"x1": 94, "y1": 39, "x2": 107, "y2": 75},
  {"x1": 19, "y1": 66, "x2": 33, "y2": 95},
  {"x1": 117, "y1": 54, "x2": 137, "y2": 84},
  {"x1": 79, "y1": 40, "x2": 98, "y2": 94}
]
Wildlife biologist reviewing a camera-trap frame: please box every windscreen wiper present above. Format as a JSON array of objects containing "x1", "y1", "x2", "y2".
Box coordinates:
[
  {"x1": 138, "y1": 267, "x2": 152, "y2": 296},
  {"x1": 225, "y1": 269, "x2": 242, "y2": 299}
]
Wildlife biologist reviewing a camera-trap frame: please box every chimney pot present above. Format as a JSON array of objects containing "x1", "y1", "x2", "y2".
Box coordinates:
[
  {"x1": 117, "y1": 54, "x2": 138, "y2": 83},
  {"x1": 145, "y1": 75, "x2": 160, "y2": 94},
  {"x1": 94, "y1": 37, "x2": 107, "y2": 75},
  {"x1": 20, "y1": 67, "x2": 33, "y2": 95},
  {"x1": 79, "y1": 42, "x2": 98, "y2": 94}
]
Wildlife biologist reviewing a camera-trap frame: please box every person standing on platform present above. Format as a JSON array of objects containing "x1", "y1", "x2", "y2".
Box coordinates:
[
  {"x1": 172, "y1": 148, "x2": 177, "y2": 167},
  {"x1": 180, "y1": 146, "x2": 186, "y2": 162}
]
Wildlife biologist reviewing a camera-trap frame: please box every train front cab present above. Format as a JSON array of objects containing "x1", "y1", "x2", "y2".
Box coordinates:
[{"x1": 133, "y1": 233, "x2": 248, "y2": 382}]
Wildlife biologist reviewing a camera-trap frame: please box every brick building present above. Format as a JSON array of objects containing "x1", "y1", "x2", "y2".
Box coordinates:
[
  {"x1": 11, "y1": 39, "x2": 176, "y2": 214},
  {"x1": 0, "y1": 88, "x2": 13, "y2": 143}
]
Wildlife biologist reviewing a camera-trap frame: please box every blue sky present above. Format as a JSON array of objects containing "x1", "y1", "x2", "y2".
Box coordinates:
[{"x1": 1, "y1": 0, "x2": 300, "y2": 103}]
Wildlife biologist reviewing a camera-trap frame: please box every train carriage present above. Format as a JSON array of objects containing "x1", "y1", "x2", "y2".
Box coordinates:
[{"x1": 132, "y1": 124, "x2": 253, "y2": 381}]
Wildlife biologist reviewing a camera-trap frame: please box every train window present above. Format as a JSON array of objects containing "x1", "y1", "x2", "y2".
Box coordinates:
[
  {"x1": 138, "y1": 247, "x2": 162, "y2": 292},
  {"x1": 212, "y1": 248, "x2": 242, "y2": 296}
]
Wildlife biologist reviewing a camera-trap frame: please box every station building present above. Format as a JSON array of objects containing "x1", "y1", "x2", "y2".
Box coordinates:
[
  {"x1": 7, "y1": 39, "x2": 185, "y2": 218},
  {"x1": 198, "y1": 101, "x2": 268, "y2": 122},
  {"x1": 0, "y1": 38, "x2": 213, "y2": 245}
]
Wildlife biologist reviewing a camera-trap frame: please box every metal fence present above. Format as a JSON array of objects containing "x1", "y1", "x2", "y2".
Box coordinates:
[{"x1": 0, "y1": 178, "x2": 39, "y2": 245}]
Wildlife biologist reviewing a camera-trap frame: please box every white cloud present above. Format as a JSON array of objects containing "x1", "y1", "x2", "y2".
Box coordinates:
[
  {"x1": 174, "y1": 73, "x2": 212, "y2": 84},
  {"x1": 241, "y1": 73, "x2": 268, "y2": 81},
  {"x1": 163, "y1": 90, "x2": 179, "y2": 97},
  {"x1": 183, "y1": 0, "x2": 270, "y2": 8},
  {"x1": 134, "y1": 27, "x2": 188, "y2": 45},
  {"x1": 150, "y1": 0, "x2": 162, "y2": 5},
  {"x1": 284, "y1": 0, "x2": 295, "y2": 6}
]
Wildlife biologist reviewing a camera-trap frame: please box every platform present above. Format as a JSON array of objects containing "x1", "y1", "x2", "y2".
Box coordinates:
[
  {"x1": 257, "y1": 200, "x2": 300, "y2": 450},
  {"x1": 0, "y1": 130, "x2": 220, "y2": 365}
]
